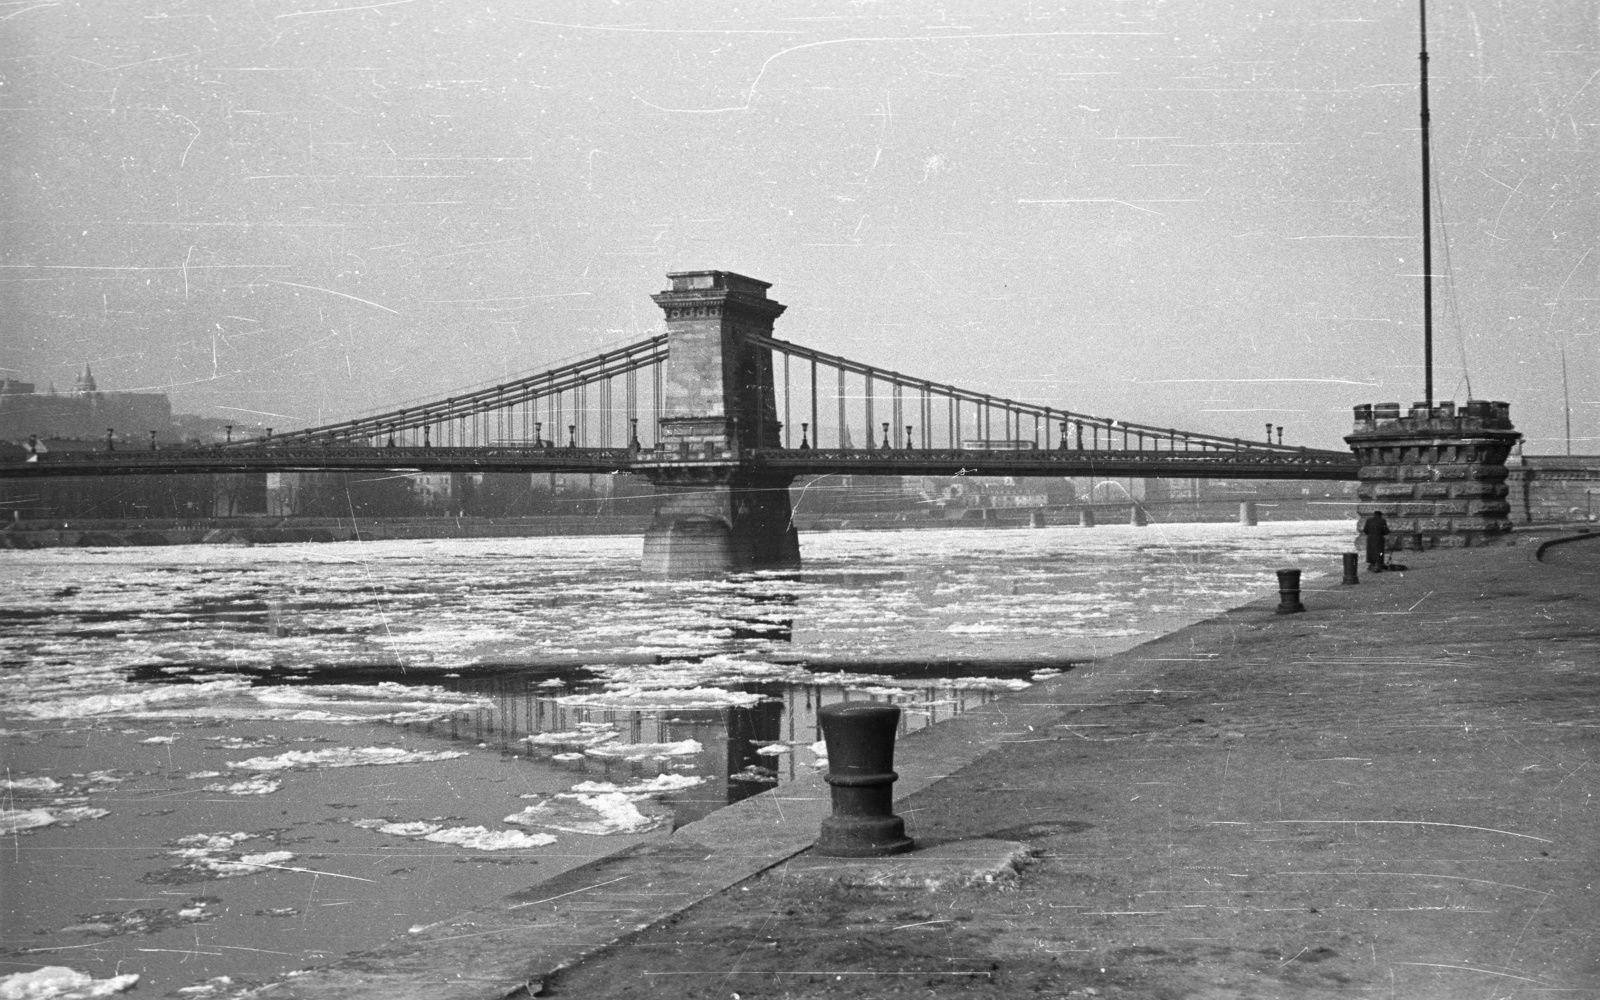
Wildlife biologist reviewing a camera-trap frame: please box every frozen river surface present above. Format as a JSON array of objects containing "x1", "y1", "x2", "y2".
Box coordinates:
[
  {"x1": 1, "y1": 522, "x2": 1351, "y2": 996},
  {"x1": 2, "y1": 521, "x2": 1354, "y2": 714}
]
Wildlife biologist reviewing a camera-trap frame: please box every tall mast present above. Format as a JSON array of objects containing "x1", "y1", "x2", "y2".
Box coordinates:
[{"x1": 1419, "y1": 0, "x2": 1434, "y2": 407}]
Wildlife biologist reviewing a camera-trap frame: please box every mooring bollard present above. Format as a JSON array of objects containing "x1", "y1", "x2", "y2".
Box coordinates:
[
  {"x1": 1342, "y1": 553, "x2": 1360, "y2": 585},
  {"x1": 1276, "y1": 568, "x2": 1305, "y2": 614},
  {"x1": 1239, "y1": 501, "x2": 1258, "y2": 526},
  {"x1": 1079, "y1": 508, "x2": 1095, "y2": 528},
  {"x1": 815, "y1": 703, "x2": 914, "y2": 858}
]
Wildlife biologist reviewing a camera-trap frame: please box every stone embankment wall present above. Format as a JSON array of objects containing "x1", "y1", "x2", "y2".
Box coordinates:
[{"x1": 1509, "y1": 456, "x2": 1600, "y2": 524}]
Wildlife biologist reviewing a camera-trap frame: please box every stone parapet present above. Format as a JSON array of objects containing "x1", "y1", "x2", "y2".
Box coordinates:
[{"x1": 1345, "y1": 400, "x2": 1521, "y2": 550}]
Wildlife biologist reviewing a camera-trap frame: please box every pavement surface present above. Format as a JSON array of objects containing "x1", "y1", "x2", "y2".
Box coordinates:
[{"x1": 234, "y1": 527, "x2": 1599, "y2": 999}]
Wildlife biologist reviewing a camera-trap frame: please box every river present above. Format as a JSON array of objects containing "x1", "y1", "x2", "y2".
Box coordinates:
[{"x1": 1, "y1": 521, "x2": 1350, "y2": 996}]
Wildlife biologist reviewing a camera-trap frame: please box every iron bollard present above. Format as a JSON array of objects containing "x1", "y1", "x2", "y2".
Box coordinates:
[
  {"x1": 1342, "y1": 553, "x2": 1360, "y2": 585},
  {"x1": 1275, "y1": 569, "x2": 1305, "y2": 614},
  {"x1": 815, "y1": 703, "x2": 914, "y2": 858}
]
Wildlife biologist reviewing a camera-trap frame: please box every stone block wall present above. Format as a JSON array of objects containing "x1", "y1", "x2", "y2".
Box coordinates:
[
  {"x1": 1345, "y1": 400, "x2": 1521, "y2": 549},
  {"x1": 1508, "y1": 456, "x2": 1600, "y2": 524}
]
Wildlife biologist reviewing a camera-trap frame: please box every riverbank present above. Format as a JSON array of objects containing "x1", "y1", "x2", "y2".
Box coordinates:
[{"x1": 532, "y1": 527, "x2": 1598, "y2": 998}]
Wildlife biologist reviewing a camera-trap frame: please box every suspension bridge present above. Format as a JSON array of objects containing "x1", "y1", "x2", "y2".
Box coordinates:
[{"x1": 3, "y1": 270, "x2": 1358, "y2": 572}]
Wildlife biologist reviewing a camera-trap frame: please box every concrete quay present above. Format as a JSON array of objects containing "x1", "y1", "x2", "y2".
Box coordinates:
[
  {"x1": 535, "y1": 527, "x2": 1598, "y2": 998},
  {"x1": 247, "y1": 527, "x2": 1598, "y2": 999}
]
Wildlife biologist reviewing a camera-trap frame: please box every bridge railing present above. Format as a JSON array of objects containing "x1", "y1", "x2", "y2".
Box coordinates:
[
  {"x1": 250, "y1": 334, "x2": 668, "y2": 453},
  {"x1": 748, "y1": 333, "x2": 1306, "y2": 457}
]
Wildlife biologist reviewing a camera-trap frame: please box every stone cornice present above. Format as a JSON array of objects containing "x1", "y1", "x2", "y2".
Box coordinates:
[{"x1": 650, "y1": 289, "x2": 787, "y2": 322}]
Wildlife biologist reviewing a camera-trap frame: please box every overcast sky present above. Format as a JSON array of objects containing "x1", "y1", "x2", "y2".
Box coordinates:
[{"x1": 2, "y1": 0, "x2": 1594, "y2": 452}]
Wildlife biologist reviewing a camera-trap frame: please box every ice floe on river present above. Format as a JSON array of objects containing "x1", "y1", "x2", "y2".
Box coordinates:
[
  {"x1": 0, "y1": 525, "x2": 1350, "y2": 729},
  {"x1": 201, "y1": 777, "x2": 281, "y2": 795},
  {"x1": 156, "y1": 832, "x2": 294, "y2": 881},
  {"x1": 505, "y1": 792, "x2": 667, "y2": 836},
  {"x1": 1, "y1": 806, "x2": 110, "y2": 835},
  {"x1": 225, "y1": 746, "x2": 467, "y2": 770},
  {"x1": 0, "y1": 965, "x2": 139, "y2": 998},
  {"x1": 349, "y1": 818, "x2": 557, "y2": 851}
]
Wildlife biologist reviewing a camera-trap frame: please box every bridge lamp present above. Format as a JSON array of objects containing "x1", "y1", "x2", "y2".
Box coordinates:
[
  {"x1": 881, "y1": 422, "x2": 890, "y2": 450},
  {"x1": 799, "y1": 423, "x2": 810, "y2": 449},
  {"x1": 225, "y1": 424, "x2": 233, "y2": 443},
  {"x1": 905, "y1": 425, "x2": 913, "y2": 450},
  {"x1": 568, "y1": 424, "x2": 576, "y2": 449},
  {"x1": 149, "y1": 430, "x2": 157, "y2": 451},
  {"x1": 106, "y1": 428, "x2": 115, "y2": 452},
  {"x1": 534, "y1": 422, "x2": 542, "y2": 447},
  {"x1": 1265, "y1": 422, "x2": 1273, "y2": 442}
]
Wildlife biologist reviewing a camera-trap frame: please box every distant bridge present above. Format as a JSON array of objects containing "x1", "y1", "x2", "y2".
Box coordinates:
[{"x1": 3, "y1": 271, "x2": 1358, "y2": 571}]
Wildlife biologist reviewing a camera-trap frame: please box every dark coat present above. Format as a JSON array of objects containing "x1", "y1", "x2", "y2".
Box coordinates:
[{"x1": 1362, "y1": 513, "x2": 1389, "y2": 563}]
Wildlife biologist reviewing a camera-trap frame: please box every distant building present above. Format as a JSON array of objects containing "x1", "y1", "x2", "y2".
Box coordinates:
[{"x1": 0, "y1": 366, "x2": 172, "y2": 443}]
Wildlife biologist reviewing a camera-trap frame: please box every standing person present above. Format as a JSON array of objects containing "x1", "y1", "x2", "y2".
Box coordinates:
[{"x1": 1362, "y1": 510, "x2": 1390, "y2": 571}]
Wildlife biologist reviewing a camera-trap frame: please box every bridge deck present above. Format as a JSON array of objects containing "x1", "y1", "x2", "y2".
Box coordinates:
[{"x1": 1, "y1": 445, "x2": 1359, "y2": 480}]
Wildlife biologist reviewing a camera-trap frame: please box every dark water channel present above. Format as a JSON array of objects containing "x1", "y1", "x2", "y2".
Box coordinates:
[{"x1": 126, "y1": 657, "x2": 1062, "y2": 828}]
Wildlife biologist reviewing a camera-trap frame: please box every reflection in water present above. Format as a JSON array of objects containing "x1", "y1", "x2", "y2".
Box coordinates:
[
  {"x1": 408, "y1": 670, "x2": 1023, "y2": 824},
  {"x1": 122, "y1": 659, "x2": 1028, "y2": 826}
]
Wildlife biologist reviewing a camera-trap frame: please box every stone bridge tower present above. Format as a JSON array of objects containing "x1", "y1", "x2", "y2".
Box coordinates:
[
  {"x1": 640, "y1": 271, "x2": 799, "y2": 575},
  {"x1": 1346, "y1": 400, "x2": 1520, "y2": 550}
]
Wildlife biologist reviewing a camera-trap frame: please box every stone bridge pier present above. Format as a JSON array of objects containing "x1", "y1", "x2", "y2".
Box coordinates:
[{"x1": 640, "y1": 271, "x2": 800, "y2": 575}]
